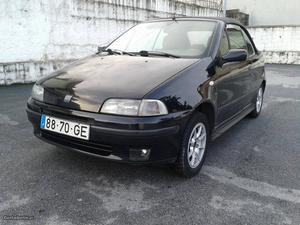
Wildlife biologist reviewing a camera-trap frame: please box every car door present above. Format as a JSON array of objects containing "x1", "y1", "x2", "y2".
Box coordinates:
[
  {"x1": 214, "y1": 24, "x2": 253, "y2": 126},
  {"x1": 241, "y1": 28, "x2": 264, "y2": 102}
]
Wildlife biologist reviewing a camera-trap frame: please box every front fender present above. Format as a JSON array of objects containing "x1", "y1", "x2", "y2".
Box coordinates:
[{"x1": 144, "y1": 58, "x2": 213, "y2": 114}]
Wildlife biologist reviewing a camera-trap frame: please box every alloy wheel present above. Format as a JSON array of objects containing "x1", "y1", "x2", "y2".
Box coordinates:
[
  {"x1": 187, "y1": 123, "x2": 207, "y2": 168},
  {"x1": 256, "y1": 87, "x2": 263, "y2": 113}
]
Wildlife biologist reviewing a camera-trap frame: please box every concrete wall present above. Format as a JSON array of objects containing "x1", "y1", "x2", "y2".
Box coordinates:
[
  {"x1": 226, "y1": 0, "x2": 300, "y2": 26},
  {"x1": 0, "y1": 0, "x2": 223, "y2": 85},
  {"x1": 249, "y1": 26, "x2": 300, "y2": 64}
]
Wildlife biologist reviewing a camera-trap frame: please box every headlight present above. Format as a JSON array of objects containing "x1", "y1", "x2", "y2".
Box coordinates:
[
  {"x1": 31, "y1": 84, "x2": 44, "y2": 102},
  {"x1": 101, "y1": 99, "x2": 168, "y2": 116}
]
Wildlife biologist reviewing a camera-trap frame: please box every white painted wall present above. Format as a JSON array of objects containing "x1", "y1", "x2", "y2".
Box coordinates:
[
  {"x1": 226, "y1": 0, "x2": 300, "y2": 26},
  {"x1": 249, "y1": 26, "x2": 300, "y2": 64},
  {"x1": 0, "y1": 0, "x2": 223, "y2": 85}
]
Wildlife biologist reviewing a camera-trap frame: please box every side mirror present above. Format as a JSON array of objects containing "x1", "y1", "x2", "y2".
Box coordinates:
[
  {"x1": 97, "y1": 46, "x2": 107, "y2": 53},
  {"x1": 220, "y1": 49, "x2": 247, "y2": 66}
]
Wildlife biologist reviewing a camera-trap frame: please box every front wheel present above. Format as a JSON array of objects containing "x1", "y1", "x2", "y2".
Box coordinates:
[
  {"x1": 249, "y1": 86, "x2": 264, "y2": 118},
  {"x1": 174, "y1": 113, "x2": 209, "y2": 178}
]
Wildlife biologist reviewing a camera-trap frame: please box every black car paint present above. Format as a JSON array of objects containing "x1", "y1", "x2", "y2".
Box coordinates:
[
  {"x1": 27, "y1": 17, "x2": 265, "y2": 163},
  {"x1": 38, "y1": 55, "x2": 198, "y2": 113}
]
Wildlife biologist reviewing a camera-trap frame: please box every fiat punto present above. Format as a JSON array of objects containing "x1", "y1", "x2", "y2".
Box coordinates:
[{"x1": 27, "y1": 17, "x2": 265, "y2": 177}]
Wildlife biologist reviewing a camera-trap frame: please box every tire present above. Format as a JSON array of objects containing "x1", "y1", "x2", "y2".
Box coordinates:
[
  {"x1": 249, "y1": 86, "x2": 264, "y2": 118},
  {"x1": 174, "y1": 113, "x2": 209, "y2": 178}
]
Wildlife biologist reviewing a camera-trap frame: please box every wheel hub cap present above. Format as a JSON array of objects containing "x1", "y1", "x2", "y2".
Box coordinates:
[
  {"x1": 256, "y1": 88, "x2": 263, "y2": 113},
  {"x1": 187, "y1": 123, "x2": 207, "y2": 168}
]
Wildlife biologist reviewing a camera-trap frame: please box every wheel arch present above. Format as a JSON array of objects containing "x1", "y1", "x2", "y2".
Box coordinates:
[
  {"x1": 195, "y1": 101, "x2": 216, "y2": 132},
  {"x1": 262, "y1": 80, "x2": 266, "y2": 92}
]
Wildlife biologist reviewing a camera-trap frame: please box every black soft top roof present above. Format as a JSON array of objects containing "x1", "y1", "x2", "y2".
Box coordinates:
[{"x1": 148, "y1": 16, "x2": 243, "y2": 27}]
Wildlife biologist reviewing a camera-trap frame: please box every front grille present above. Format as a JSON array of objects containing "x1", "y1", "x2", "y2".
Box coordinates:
[{"x1": 41, "y1": 130, "x2": 112, "y2": 156}]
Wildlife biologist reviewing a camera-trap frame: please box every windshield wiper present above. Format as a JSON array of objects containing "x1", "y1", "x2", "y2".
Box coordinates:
[
  {"x1": 99, "y1": 48, "x2": 136, "y2": 56},
  {"x1": 138, "y1": 50, "x2": 180, "y2": 58}
]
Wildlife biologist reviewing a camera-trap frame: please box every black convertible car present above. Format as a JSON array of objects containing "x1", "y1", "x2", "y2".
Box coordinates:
[{"x1": 27, "y1": 17, "x2": 265, "y2": 177}]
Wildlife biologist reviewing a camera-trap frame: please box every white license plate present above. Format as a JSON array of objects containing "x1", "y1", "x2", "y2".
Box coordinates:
[{"x1": 40, "y1": 114, "x2": 90, "y2": 140}]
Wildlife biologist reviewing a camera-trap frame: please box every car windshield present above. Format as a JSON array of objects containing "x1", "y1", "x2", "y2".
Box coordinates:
[{"x1": 107, "y1": 20, "x2": 217, "y2": 58}]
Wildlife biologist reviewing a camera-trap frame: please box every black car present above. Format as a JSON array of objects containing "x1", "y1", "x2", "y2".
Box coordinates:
[{"x1": 27, "y1": 17, "x2": 265, "y2": 177}]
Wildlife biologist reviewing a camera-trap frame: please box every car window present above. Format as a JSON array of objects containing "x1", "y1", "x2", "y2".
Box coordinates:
[
  {"x1": 187, "y1": 31, "x2": 212, "y2": 48},
  {"x1": 108, "y1": 20, "x2": 217, "y2": 58},
  {"x1": 227, "y1": 25, "x2": 247, "y2": 51},
  {"x1": 241, "y1": 29, "x2": 255, "y2": 56},
  {"x1": 219, "y1": 32, "x2": 230, "y2": 56}
]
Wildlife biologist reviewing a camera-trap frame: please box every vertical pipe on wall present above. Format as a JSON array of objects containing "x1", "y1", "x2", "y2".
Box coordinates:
[{"x1": 223, "y1": 0, "x2": 227, "y2": 16}]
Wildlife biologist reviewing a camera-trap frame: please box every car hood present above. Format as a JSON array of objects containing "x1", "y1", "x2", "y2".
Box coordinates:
[{"x1": 39, "y1": 54, "x2": 198, "y2": 112}]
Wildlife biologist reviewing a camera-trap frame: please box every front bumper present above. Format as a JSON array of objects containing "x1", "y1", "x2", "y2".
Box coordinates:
[{"x1": 26, "y1": 98, "x2": 191, "y2": 164}]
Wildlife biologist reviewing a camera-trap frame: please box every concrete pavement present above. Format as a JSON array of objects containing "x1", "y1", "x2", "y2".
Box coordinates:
[{"x1": 0, "y1": 64, "x2": 300, "y2": 225}]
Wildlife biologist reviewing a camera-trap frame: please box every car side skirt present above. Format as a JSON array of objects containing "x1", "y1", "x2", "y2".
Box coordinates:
[{"x1": 211, "y1": 103, "x2": 255, "y2": 140}]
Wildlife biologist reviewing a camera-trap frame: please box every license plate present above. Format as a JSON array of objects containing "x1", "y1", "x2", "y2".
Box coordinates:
[{"x1": 40, "y1": 114, "x2": 90, "y2": 140}]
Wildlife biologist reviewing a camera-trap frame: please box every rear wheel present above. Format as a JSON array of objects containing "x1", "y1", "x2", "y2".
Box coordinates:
[
  {"x1": 249, "y1": 86, "x2": 264, "y2": 118},
  {"x1": 174, "y1": 113, "x2": 209, "y2": 178}
]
